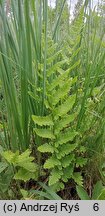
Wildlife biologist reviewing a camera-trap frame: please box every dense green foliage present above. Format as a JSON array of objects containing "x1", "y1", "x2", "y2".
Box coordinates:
[{"x1": 0, "y1": 0, "x2": 105, "y2": 199}]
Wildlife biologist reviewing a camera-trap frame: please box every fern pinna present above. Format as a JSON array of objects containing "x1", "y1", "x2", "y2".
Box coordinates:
[{"x1": 32, "y1": 38, "x2": 87, "y2": 190}]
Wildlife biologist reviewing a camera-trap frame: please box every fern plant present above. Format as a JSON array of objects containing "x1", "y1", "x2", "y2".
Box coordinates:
[
  {"x1": 32, "y1": 38, "x2": 87, "y2": 190},
  {"x1": 0, "y1": 149, "x2": 38, "y2": 182}
]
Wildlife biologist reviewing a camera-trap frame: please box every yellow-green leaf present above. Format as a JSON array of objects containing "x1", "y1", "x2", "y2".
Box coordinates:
[
  {"x1": 56, "y1": 130, "x2": 78, "y2": 146},
  {"x1": 14, "y1": 168, "x2": 38, "y2": 182},
  {"x1": 54, "y1": 94, "x2": 76, "y2": 118},
  {"x1": 62, "y1": 154, "x2": 75, "y2": 168},
  {"x1": 38, "y1": 143, "x2": 54, "y2": 153},
  {"x1": 32, "y1": 115, "x2": 54, "y2": 126},
  {"x1": 34, "y1": 128, "x2": 55, "y2": 139},
  {"x1": 57, "y1": 143, "x2": 78, "y2": 159},
  {"x1": 44, "y1": 157, "x2": 61, "y2": 169},
  {"x1": 49, "y1": 169, "x2": 63, "y2": 185}
]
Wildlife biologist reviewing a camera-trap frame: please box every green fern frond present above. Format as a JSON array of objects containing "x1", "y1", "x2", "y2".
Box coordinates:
[
  {"x1": 14, "y1": 168, "x2": 38, "y2": 182},
  {"x1": 47, "y1": 43, "x2": 58, "y2": 56},
  {"x1": 32, "y1": 34, "x2": 85, "y2": 189},
  {"x1": 54, "y1": 94, "x2": 76, "y2": 119},
  {"x1": 50, "y1": 182, "x2": 64, "y2": 192},
  {"x1": 44, "y1": 99, "x2": 52, "y2": 110},
  {"x1": 50, "y1": 81, "x2": 71, "y2": 106},
  {"x1": 38, "y1": 143, "x2": 54, "y2": 153},
  {"x1": 2, "y1": 150, "x2": 38, "y2": 182},
  {"x1": 76, "y1": 157, "x2": 87, "y2": 168},
  {"x1": 32, "y1": 115, "x2": 54, "y2": 126},
  {"x1": 62, "y1": 165, "x2": 74, "y2": 182},
  {"x1": 49, "y1": 168, "x2": 63, "y2": 186},
  {"x1": 3, "y1": 150, "x2": 38, "y2": 172},
  {"x1": 48, "y1": 61, "x2": 79, "y2": 92},
  {"x1": 2, "y1": 151, "x2": 19, "y2": 164},
  {"x1": 44, "y1": 156, "x2": 61, "y2": 169},
  {"x1": 79, "y1": 146, "x2": 86, "y2": 153},
  {"x1": 62, "y1": 154, "x2": 75, "y2": 168},
  {"x1": 47, "y1": 50, "x2": 62, "y2": 64},
  {"x1": 47, "y1": 60, "x2": 66, "y2": 77},
  {"x1": 17, "y1": 150, "x2": 34, "y2": 163},
  {"x1": 34, "y1": 128, "x2": 55, "y2": 139},
  {"x1": 56, "y1": 130, "x2": 78, "y2": 146},
  {"x1": 54, "y1": 113, "x2": 78, "y2": 134},
  {"x1": 57, "y1": 143, "x2": 78, "y2": 159},
  {"x1": 73, "y1": 172, "x2": 83, "y2": 186}
]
